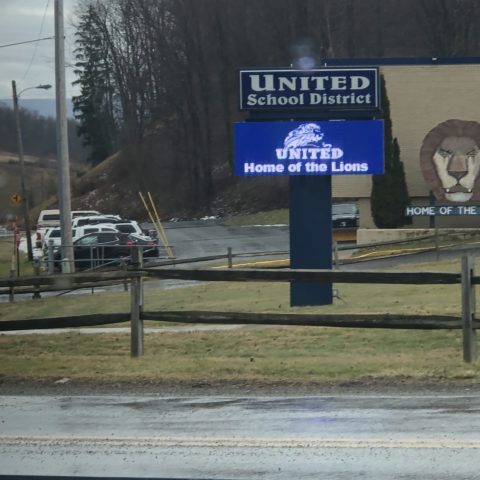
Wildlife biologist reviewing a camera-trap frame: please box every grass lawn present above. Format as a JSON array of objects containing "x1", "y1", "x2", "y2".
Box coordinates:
[
  {"x1": 1, "y1": 256, "x2": 479, "y2": 384},
  {"x1": 0, "y1": 327, "x2": 475, "y2": 384}
]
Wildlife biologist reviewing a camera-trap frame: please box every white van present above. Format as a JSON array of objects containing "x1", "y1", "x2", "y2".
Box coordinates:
[
  {"x1": 36, "y1": 210, "x2": 61, "y2": 229},
  {"x1": 37, "y1": 209, "x2": 100, "y2": 229}
]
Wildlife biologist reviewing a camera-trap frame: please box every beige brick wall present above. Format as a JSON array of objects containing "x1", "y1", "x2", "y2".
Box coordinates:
[
  {"x1": 357, "y1": 227, "x2": 480, "y2": 245},
  {"x1": 359, "y1": 195, "x2": 480, "y2": 229},
  {"x1": 333, "y1": 64, "x2": 480, "y2": 200}
]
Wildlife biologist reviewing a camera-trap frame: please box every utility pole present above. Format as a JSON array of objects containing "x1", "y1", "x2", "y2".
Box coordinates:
[
  {"x1": 55, "y1": 0, "x2": 74, "y2": 273},
  {"x1": 11, "y1": 80, "x2": 33, "y2": 262},
  {"x1": 12, "y1": 81, "x2": 51, "y2": 262}
]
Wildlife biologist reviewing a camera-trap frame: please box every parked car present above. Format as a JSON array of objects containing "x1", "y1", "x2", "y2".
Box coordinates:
[
  {"x1": 110, "y1": 220, "x2": 150, "y2": 239},
  {"x1": 71, "y1": 215, "x2": 122, "y2": 228},
  {"x1": 36, "y1": 210, "x2": 100, "y2": 246},
  {"x1": 71, "y1": 210, "x2": 100, "y2": 219},
  {"x1": 53, "y1": 231, "x2": 132, "y2": 271},
  {"x1": 41, "y1": 227, "x2": 62, "y2": 253},
  {"x1": 53, "y1": 232, "x2": 159, "y2": 271},
  {"x1": 72, "y1": 224, "x2": 120, "y2": 241},
  {"x1": 127, "y1": 233, "x2": 160, "y2": 259},
  {"x1": 332, "y1": 203, "x2": 359, "y2": 228},
  {"x1": 42, "y1": 224, "x2": 120, "y2": 254}
]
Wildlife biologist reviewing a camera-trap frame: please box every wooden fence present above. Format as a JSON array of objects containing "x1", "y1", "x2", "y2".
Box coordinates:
[{"x1": 0, "y1": 250, "x2": 478, "y2": 363}]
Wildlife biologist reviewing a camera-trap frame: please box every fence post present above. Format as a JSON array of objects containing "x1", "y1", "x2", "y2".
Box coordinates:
[
  {"x1": 130, "y1": 246, "x2": 144, "y2": 357},
  {"x1": 47, "y1": 240, "x2": 55, "y2": 274},
  {"x1": 333, "y1": 240, "x2": 339, "y2": 269},
  {"x1": 121, "y1": 258, "x2": 129, "y2": 291},
  {"x1": 9, "y1": 257, "x2": 15, "y2": 303},
  {"x1": 227, "y1": 247, "x2": 233, "y2": 268},
  {"x1": 461, "y1": 255, "x2": 477, "y2": 363},
  {"x1": 32, "y1": 259, "x2": 41, "y2": 300}
]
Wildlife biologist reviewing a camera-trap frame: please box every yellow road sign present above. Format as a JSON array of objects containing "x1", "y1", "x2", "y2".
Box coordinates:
[{"x1": 10, "y1": 193, "x2": 22, "y2": 206}]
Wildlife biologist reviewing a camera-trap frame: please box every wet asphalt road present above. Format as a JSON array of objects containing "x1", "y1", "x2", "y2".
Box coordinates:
[
  {"x1": 1, "y1": 393, "x2": 480, "y2": 478},
  {"x1": 160, "y1": 221, "x2": 289, "y2": 259}
]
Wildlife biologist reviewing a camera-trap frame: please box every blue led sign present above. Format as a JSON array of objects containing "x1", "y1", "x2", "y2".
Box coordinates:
[
  {"x1": 234, "y1": 120, "x2": 384, "y2": 176},
  {"x1": 240, "y1": 68, "x2": 380, "y2": 111}
]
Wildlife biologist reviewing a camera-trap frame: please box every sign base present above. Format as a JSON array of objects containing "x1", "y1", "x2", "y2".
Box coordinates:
[{"x1": 289, "y1": 176, "x2": 333, "y2": 306}]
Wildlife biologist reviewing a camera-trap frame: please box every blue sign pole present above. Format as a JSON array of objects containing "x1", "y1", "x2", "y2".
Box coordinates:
[{"x1": 289, "y1": 175, "x2": 332, "y2": 305}]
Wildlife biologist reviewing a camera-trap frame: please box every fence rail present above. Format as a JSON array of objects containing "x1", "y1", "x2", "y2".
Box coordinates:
[
  {"x1": 0, "y1": 252, "x2": 478, "y2": 363},
  {"x1": 141, "y1": 310, "x2": 477, "y2": 330},
  {"x1": 0, "y1": 270, "x2": 137, "y2": 288},
  {"x1": 144, "y1": 267, "x2": 463, "y2": 285}
]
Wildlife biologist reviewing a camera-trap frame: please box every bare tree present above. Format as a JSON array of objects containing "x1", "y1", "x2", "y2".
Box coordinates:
[{"x1": 416, "y1": 0, "x2": 478, "y2": 56}]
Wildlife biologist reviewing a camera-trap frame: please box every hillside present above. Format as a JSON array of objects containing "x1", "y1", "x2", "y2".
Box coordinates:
[
  {"x1": 0, "y1": 151, "x2": 58, "y2": 225},
  {"x1": 0, "y1": 151, "x2": 87, "y2": 226},
  {"x1": 72, "y1": 152, "x2": 145, "y2": 219},
  {"x1": 0, "y1": 99, "x2": 74, "y2": 119},
  {"x1": 71, "y1": 151, "x2": 290, "y2": 221}
]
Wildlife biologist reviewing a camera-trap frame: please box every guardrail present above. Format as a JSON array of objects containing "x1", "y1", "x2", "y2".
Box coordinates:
[
  {"x1": 0, "y1": 248, "x2": 478, "y2": 363},
  {"x1": 13, "y1": 228, "x2": 479, "y2": 277}
]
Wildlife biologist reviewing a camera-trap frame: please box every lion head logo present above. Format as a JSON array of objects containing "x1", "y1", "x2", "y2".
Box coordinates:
[
  {"x1": 420, "y1": 119, "x2": 480, "y2": 203},
  {"x1": 283, "y1": 123, "x2": 324, "y2": 149}
]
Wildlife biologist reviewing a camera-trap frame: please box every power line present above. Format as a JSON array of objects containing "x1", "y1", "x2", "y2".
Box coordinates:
[
  {"x1": 0, "y1": 36, "x2": 55, "y2": 49},
  {"x1": 22, "y1": 0, "x2": 52, "y2": 81}
]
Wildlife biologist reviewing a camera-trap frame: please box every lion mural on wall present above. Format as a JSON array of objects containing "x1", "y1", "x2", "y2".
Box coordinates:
[{"x1": 420, "y1": 119, "x2": 480, "y2": 203}]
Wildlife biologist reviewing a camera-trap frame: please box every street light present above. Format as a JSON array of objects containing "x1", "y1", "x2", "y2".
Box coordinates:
[{"x1": 11, "y1": 80, "x2": 52, "y2": 262}]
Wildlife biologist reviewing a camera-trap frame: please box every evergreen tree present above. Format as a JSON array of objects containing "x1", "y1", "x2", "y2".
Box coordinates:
[
  {"x1": 72, "y1": 3, "x2": 119, "y2": 165},
  {"x1": 371, "y1": 75, "x2": 410, "y2": 228}
]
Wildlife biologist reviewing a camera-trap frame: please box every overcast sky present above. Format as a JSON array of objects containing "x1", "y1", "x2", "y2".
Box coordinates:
[{"x1": 0, "y1": 0, "x2": 79, "y2": 100}]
